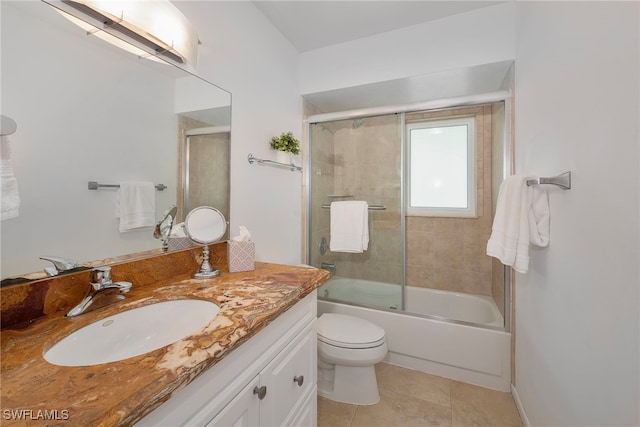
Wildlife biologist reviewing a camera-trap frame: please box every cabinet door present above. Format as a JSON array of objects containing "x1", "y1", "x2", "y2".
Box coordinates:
[
  {"x1": 286, "y1": 386, "x2": 317, "y2": 427},
  {"x1": 206, "y1": 377, "x2": 260, "y2": 427},
  {"x1": 259, "y1": 323, "x2": 316, "y2": 427}
]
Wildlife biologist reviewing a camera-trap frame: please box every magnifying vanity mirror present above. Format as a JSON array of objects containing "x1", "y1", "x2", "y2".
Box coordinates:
[
  {"x1": 184, "y1": 206, "x2": 227, "y2": 279},
  {"x1": 154, "y1": 206, "x2": 178, "y2": 252}
]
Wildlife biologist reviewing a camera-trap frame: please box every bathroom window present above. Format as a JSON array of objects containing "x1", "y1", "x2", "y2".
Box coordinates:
[{"x1": 406, "y1": 117, "x2": 476, "y2": 217}]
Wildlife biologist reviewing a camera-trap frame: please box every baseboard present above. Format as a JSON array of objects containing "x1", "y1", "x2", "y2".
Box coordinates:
[
  {"x1": 511, "y1": 383, "x2": 531, "y2": 427},
  {"x1": 385, "y1": 351, "x2": 511, "y2": 392}
]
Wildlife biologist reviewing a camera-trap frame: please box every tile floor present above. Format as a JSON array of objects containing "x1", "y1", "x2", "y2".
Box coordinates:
[{"x1": 318, "y1": 363, "x2": 523, "y2": 427}]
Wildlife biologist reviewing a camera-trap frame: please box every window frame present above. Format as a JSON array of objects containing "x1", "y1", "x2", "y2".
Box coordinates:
[{"x1": 405, "y1": 116, "x2": 477, "y2": 218}]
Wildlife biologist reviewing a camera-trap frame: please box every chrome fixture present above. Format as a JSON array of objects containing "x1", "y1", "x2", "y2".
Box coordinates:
[
  {"x1": 321, "y1": 262, "x2": 336, "y2": 277},
  {"x1": 526, "y1": 171, "x2": 571, "y2": 190},
  {"x1": 43, "y1": 0, "x2": 199, "y2": 69},
  {"x1": 66, "y1": 266, "x2": 132, "y2": 317},
  {"x1": 247, "y1": 153, "x2": 302, "y2": 172},
  {"x1": 319, "y1": 237, "x2": 328, "y2": 256},
  {"x1": 0, "y1": 115, "x2": 17, "y2": 136},
  {"x1": 184, "y1": 206, "x2": 227, "y2": 279},
  {"x1": 154, "y1": 205, "x2": 178, "y2": 252},
  {"x1": 321, "y1": 204, "x2": 386, "y2": 210},
  {"x1": 40, "y1": 256, "x2": 78, "y2": 276},
  {"x1": 88, "y1": 181, "x2": 167, "y2": 191}
]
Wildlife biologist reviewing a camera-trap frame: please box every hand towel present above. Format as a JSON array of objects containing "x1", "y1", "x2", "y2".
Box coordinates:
[
  {"x1": 330, "y1": 201, "x2": 369, "y2": 253},
  {"x1": 115, "y1": 181, "x2": 156, "y2": 232},
  {"x1": 486, "y1": 175, "x2": 550, "y2": 274},
  {"x1": 1, "y1": 135, "x2": 20, "y2": 221},
  {"x1": 528, "y1": 186, "x2": 550, "y2": 248}
]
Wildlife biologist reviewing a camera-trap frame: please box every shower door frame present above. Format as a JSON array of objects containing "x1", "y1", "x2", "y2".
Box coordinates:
[
  {"x1": 305, "y1": 112, "x2": 406, "y2": 310},
  {"x1": 303, "y1": 90, "x2": 513, "y2": 331}
]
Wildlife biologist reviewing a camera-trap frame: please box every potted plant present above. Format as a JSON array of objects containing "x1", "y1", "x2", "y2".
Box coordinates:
[{"x1": 270, "y1": 131, "x2": 300, "y2": 163}]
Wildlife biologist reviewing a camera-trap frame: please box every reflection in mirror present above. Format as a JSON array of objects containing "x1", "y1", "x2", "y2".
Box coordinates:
[
  {"x1": 184, "y1": 206, "x2": 227, "y2": 279},
  {"x1": 0, "y1": 2, "x2": 231, "y2": 280},
  {"x1": 154, "y1": 205, "x2": 178, "y2": 252},
  {"x1": 177, "y1": 115, "x2": 230, "y2": 230}
]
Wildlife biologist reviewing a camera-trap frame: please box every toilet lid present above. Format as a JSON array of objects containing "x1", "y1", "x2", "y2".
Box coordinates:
[{"x1": 317, "y1": 313, "x2": 386, "y2": 349}]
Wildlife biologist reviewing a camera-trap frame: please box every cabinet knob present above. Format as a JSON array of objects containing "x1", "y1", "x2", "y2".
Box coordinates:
[
  {"x1": 293, "y1": 375, "x2": 304, "y2": 387},
  {"x1": 253, "y1": 385, "x2": 267, "y2": 400}
]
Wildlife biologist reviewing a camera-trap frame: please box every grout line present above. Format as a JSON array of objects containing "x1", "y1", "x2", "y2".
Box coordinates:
[
  {"x1": 349, "y1": 405, "x2": 359, "y2": 427},
  {"x1": 449, "y1": 378, "x2": 454, "y2": 426}
]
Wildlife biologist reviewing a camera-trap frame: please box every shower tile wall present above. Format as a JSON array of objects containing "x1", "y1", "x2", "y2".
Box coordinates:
[
  {"x1": 177, "y1": 116, "x2": 230, "y2": 223},
  {"x1": 310, "y1": 115, "x2": 402, "y2": 285},
  {"x1": 309, "y1": 121, "x2": 335, "y2": 268},
  {"x1": 310, "y1": 103, "x2": 505, "y2": 316},
  {"x1": 405, "y1": 105, "x2": 502, "y2": 303}
]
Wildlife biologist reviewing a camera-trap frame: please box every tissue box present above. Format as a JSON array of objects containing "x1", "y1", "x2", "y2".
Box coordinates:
[
  {"x1": 228, "y1": 241, "x2": 255, "y2": 272},
  {"x1": 168, "y1": 237, "x2": 196, "y2": 251}
]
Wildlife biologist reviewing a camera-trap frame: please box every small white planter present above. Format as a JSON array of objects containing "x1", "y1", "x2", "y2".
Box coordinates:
[{"x1": 275, "y1": 150, "x2": 292, "y2": 164}]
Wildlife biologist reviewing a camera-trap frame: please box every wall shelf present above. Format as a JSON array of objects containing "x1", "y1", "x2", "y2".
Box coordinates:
[{"x1": 247, "y1": 153, "x2": 302, "y2": 172}]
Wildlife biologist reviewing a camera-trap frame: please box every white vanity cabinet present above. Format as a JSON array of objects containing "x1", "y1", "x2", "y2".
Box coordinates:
[
  {"x1": 208, "y1": 321, "x2": 316, "y2": 427},
  {"x1": 138, "y1": 291, "x2": 317, "y2": 427}
]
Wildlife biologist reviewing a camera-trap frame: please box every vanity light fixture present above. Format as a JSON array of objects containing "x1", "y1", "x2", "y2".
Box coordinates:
[{"x1": 43, "y1": 0, "x2": 199, "y2": 69}]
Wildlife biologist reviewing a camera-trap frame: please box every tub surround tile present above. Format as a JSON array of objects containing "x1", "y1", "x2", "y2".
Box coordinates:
[
  {"x1": 1, "y1": 251, "x2": 329, "y2": 426},
  {"x1": 432, "y1": 233, "x2": 464, "y2": 270},
  {"x1": 316, "y1": 104, "x2": 499, "y2": 296},
  {"x1": 404, "y1": 105, "x2": 497, "y2": 299},
  {"x1": 405, "y1": 265, "x2": 435, "y2": 287},
  {"x1": 459, "y1": 270, "x2": 493, "y2": 296}
]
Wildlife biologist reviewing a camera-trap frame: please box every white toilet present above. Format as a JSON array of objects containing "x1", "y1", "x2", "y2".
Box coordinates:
[{"x1": 316, "y1": 313, "x2": 388, "y2": 405}]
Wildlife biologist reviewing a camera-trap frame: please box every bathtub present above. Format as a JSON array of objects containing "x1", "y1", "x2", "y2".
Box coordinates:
[
  {"x1": 319, "y1": 276, "x2": 504, "y2": 328},
  {"x1": 317, "y1": 277, "x2": 512, "y2": 391}
]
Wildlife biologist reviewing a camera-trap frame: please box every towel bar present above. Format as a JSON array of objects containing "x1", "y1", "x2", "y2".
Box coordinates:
[
  {"x1": 321, "y1": 204, "x2": 386, "y2": 210},
  {"x1": 88, "y1": 181, "x2": 167, "y2": 191},
  {"x1": 526, "y1": 172, "x2": 571, "y2": 190},
  {"x1": 247, "y1": 153, "x2": 302, "y2": 172}
]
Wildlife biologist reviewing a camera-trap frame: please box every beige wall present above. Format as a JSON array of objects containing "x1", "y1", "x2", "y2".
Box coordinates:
[
  {"x1": 405, "y1": 105, "x2": 498, "y2": 298},
  {"x1": 309, "y1": 115, "x2": 402, "y2": 285}
]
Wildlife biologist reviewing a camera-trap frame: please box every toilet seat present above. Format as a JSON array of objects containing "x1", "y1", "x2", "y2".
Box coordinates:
[{"x1": 317, "y1": 313, "x2": 386, "y2": 349}]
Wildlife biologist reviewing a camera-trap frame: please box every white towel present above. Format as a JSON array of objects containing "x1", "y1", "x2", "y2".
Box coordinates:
[
  {"x1": 330, "y1": 201, "x2": 369, "y2": 253},
  {"x1": 1, "y1": 135, "x2": 20, "y2": 221},
  {"x1": 486, "y1": 175, "x2": 550, "y2": 274},
  {"x1": 115, "y1": 181, "x2": 156, "y2": 232}
]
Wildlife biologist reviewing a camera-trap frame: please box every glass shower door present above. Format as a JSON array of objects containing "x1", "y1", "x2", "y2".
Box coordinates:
[{"x1": 308, "y1": 114, "x2": 403, "y2": 311}]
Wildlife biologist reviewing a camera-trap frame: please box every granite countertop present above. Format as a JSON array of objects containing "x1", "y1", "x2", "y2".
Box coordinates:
[{"x1": 1, "y1": 262, "x2": 329, "y2": 426}]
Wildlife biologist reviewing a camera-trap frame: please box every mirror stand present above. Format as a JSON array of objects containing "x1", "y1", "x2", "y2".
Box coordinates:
[
  {"x1": 194, "y1": 244, "x2": 220, "y2": 279},
  {"x1": 184, "y1": 206, "x2": 227, "y2": 280}
]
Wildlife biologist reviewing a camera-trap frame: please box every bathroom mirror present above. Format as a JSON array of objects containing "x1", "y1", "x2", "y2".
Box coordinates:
[
  {"x1": 0, "y1": 2, "x2": 231, "y2": 280},
  {"x1": 184, "y1": 206, "x2": 227, "y2": 279}
]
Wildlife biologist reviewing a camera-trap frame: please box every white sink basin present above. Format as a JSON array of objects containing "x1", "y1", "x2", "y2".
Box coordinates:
[{"x1": 43, "y1": 299, "x2": 220, "y2": 366}]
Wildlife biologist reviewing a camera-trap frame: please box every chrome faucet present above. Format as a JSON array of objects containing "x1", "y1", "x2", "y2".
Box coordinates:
[
  {"x1": 40, "y1": 256, "x2": 78, "y2": 276},
  {"x1": 320, "y1": 262, "x2": 336, "y2": 277},
  {"x1": 66, "y1": 266, "x2": 132, "y2": 317}
]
